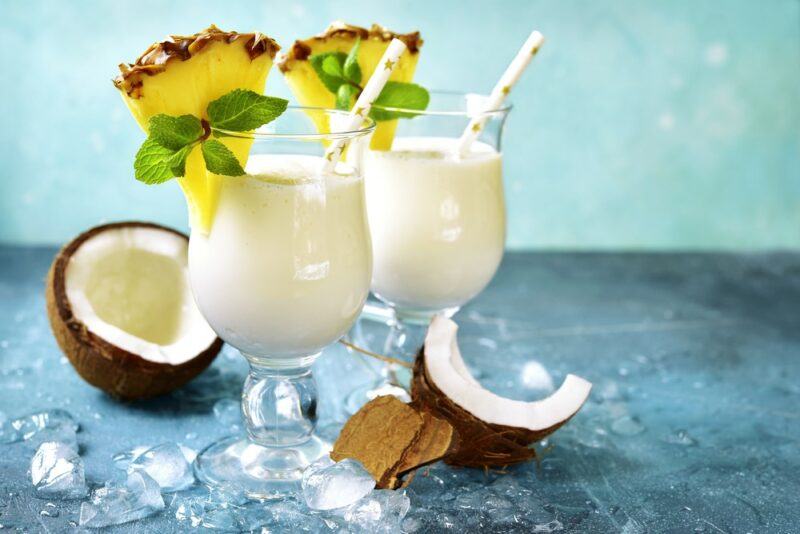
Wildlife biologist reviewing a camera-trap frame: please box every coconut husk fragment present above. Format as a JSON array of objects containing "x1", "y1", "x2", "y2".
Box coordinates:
[{"x1": 331, "y1": 395, "x2": 455, "y2": 489}]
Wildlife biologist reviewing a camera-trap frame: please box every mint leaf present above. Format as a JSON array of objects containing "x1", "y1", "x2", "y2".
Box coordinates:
[
  {"x1": 134, "y1": 138, "x2": 177, "y2": 185},
  {"x1": 322, "y1": 55, "x2": 344, "y2": 79},
  {"x1": 309, "y1": 52, "x2": 349, "y2": 93},
  {"x1": 168, "y1": 144, "x2": 194, "y2": 177},
  {"x1": 343, "y1": 39, "x2": 362, "y2": 84},
  {"x1": 336, "y1": 84, "x2": 358, "y2": 111},
  {"x1": 307, "y1": 43, "x2": 431, "y2": 122},
  {"x1": 370, "y1": 82, "x2": 430, "y2": 121},
  {"x1": 201, "y1": 140, "x2": 244, "y2": 176},
  {"x1": 207, "y1": 89, "x2": 288, "y2": 132},
  {"x1": 148, "y1": 114, "x2": 203, "y2": 150}
]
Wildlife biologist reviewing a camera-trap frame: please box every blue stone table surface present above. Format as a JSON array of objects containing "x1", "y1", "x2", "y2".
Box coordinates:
[{"x1": 0, "y1": 246, "x2": 799, "y2": 533}]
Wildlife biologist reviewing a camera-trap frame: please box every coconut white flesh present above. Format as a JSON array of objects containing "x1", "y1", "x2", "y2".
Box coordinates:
[
  {"x1": 65, "y1": 226, "x2": 216, "y2": 365},
  {"x1": 424, "y1": 316, "x2": 592, "y2": 431}
]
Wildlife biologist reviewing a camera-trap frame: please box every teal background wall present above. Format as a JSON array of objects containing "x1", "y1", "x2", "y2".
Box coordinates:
[{"x1": 0, "y1": 0, "x2": 798, "y2": 249}]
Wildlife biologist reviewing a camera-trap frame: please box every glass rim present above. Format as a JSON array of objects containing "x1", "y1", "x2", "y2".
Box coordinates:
[
  {"x1": 211, "y1": 106, "x2": 376, "y2": 141},
  {"x1": 371, "y1": 89, "x2": 513, "y2": 117}
]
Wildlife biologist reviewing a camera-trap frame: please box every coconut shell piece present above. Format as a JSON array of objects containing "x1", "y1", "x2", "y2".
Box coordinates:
[
  {"x1": 46, "y1": 222, "x2": 223, "y2": 400},
  {"x1": 394, "y1": 410, "x2": 457, "y2": 487},
  {"x1": 412, "y1": 350, "x2": 567, "y2": 468},
  {"x1": 331, "y1": 395, "x2": 455, "y2": 489}
]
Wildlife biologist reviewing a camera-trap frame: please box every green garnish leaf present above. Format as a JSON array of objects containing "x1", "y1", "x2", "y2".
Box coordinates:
[
  {"x1": 148, "y1": 114, "x2": 203, "y2": 150},
  {"x1": 307, "y1": 40, "x2": 430, "y2": 122},
  {"x1": 343, "y1": 38, "x2": 362, "y2": 84},
  {"x1": 336, "y1": 84, "x2": 359, "y2": 111},
  {"x1": 207, "y1": 89, "x2": 288, "y2": 132},
  {"x1": 168, "y1": 144, "x2": 194, "y2": 177},
  {"x1": 201, "y1": 140, "x2": 245, "y2": 176},
  {"x1": 321, "y1": 55, "x2": 344, "y2": 79},
  {"x1": 309, "y1": 52, "x2": 349, "y2": 93},
  {"x1": 369, "y1": 82, "x2": 430, "y2": 121},
  {"x1": 130, "y1": 87, "x2": 290, "y2": 185},
  {"x1": 134, "y1": 138, "x2": 178, "y2": 185}
]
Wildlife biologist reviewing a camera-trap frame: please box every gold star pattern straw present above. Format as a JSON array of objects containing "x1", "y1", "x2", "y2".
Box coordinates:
[
  {"x1": 456, "y1": 30, "x2": 544, "y2": 156},
  {"x1": 322, "y1": 39, "x2": 408, "y2": 173}
]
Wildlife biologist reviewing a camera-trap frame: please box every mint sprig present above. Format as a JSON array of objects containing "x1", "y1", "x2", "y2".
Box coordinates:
[
  {"x1": 336, "y1": 84, "x2": 359, "y2": 111},
  {"x1": 342, "y1": 39, "x2": 362, "y2": 84},
  {"x1": 309, "y1": 52, "x2": 349, "y2": 94},
  {"x1": 168, "y1": 144, "x2": 193, "y2": 177},
  {"x1": 308, "y1": 39, "x2": 428, "y2": 121},
  {"x1": 149, "y1": 115, "x2": 203, "y2": 150},
  {"x1": 370, "y1": 81, "x2": 429, "y2": 121},
  {"x1": 201, "y1": 140, "x2": 245, "y2": 176},
  {"x1": 133, "y1": 89, "x2": 288, "y2": 184},
  {"x1": 207, "y1": 89, "x2": 288, "y2": 132},
  {"x1": 134, "y1": 139, "x2": 179, "y2": 185}
]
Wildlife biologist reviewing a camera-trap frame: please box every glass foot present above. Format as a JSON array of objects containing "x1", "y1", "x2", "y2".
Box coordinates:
[
  {"x1": 194, "y1": 435, "x2": 330, "y2": 499},
  {"x1": 344, "y1": 379, "x2": 411, "y2": 415}
]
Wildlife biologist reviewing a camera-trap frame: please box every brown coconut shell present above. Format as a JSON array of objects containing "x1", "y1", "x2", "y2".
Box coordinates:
[
  {"x1": 411, "y1": 349, "x2": 577, "y2": 468},
  {"x1": 45, "y1": 221, "x2": 223, "y2": 400},
  {"x1": 332, "y1": 395, "x2": 457, "y2": 489}
]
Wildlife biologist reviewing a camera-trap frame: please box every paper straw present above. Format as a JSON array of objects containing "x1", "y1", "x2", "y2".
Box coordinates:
[
  {"x1": 456, "y1": 30, "x2": 545, "y2": 157},
  {"x1": 321, "y1": 38, "x2": 407, "y2": 173}
]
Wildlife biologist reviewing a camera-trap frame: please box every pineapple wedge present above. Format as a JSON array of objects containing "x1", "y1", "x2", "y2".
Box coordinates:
[
  {"x1": 114, "y1": 25, "x2": 280, "y2": 233},
  {"x1": 277, "y1": 22, "x2": 422, "y2": 150}
]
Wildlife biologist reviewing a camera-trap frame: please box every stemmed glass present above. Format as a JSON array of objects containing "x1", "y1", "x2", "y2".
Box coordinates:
[
  {"x1": 188, "y1": 108, "x2": 374, "y2": 498},
  {"x1": 345, "y1": 91, "x2": 510, "y2": 412}
]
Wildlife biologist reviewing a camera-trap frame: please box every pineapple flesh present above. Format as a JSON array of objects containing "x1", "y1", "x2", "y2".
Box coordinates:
[
  {"x1": 114, "y1": 25, "x2": 280, "y2": 233},
  {"x1": 277, "y1": 22, "x2": 422, "y2": 150}
]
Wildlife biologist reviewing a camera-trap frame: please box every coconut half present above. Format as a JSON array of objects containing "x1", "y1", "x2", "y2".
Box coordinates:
[
  {"x1": 46, "y1": 222, "x2": 222, "y2": 400},
  {"x1": 412, "y1": 315, "x2": 592, "y2": 467}
]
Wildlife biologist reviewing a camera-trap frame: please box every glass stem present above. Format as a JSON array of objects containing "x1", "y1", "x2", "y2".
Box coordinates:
[
  {"x1": 240, "y1": 355, "x2": 319, "y2": 448},
  {"x1": 381, "y1": 314, "x2": 429, "y2": 389}
]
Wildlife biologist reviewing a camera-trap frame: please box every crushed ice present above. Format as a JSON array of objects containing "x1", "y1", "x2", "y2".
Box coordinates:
[
  {"x1": 79, "y1": 471, "x2": 165, "y2": 528},
  {"x1": 610, "y1": 415, "x2": 646, "y2": 436},
  {"x1": 302, "y1": 456, "x2": 375, "y2": 510},
  {"x1": 521, "y1": 360, "x2": 555, "y2": 393},
  {"x1": 30, "y1": 442, "x2": 87, "y2": 499},
  {"x1": 0, "y1": 409, "x2": 79, "y2": 444},
  {"x1": 127, "y1": 442, "x2": 195, "y2": 492}
]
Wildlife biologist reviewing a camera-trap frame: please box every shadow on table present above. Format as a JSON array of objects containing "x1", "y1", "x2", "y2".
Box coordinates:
[{"x1": 96, "y1": 367, "x2": 245, "y2": 416}]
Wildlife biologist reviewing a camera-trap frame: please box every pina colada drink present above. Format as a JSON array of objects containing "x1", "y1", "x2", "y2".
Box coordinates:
[
  {"x1": 364, "y1": 136, "x2": 505, "y2": 314},
  {"x1": 115, "y1": 25, "x2": 377, "y2": 496},
  {"x1": 189, "y1": 154, "x2": 372, "y2": 358}
]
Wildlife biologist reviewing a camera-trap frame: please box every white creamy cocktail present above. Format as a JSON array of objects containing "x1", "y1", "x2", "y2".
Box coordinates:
[
  {"x1": 365, "y1": 136, "x2": 504, "y2": 315},
  {"x1": 363, "y1": 92, "x2": 509, "y2": 325},
  {"x1": 345, "y1": 92, "x2": 509, "y2": 413},
  {"x1": 190, "y1": 154, "x2": 371, "y2": 358},
  {"x1": 187, "y1": 109, "x2": 374, "y2": 498}
]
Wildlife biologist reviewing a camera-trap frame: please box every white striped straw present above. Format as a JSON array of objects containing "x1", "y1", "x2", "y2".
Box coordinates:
[
  {"x1": 456, "y1": 30, "x2": 545, "y2": 157},
  {"x1": 321, "y1": 38, "x2": 407, "y2": 173}
]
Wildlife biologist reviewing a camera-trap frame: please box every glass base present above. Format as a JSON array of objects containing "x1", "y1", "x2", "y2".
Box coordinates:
[
  {"x1": 344, "y1": 378, "x2": 411, "y2": 415},
  {"x1": 194, "y1": 434, "x2": 330, "y2": 499}
]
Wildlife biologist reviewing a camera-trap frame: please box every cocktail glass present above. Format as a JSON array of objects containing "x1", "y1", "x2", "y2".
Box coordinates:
[
  {"x1": 345, "y1": 91, "x2": 510, "y2": 413},
  {"x1": 189, "y1": 108, "x2": 374, "y2": 498}
]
